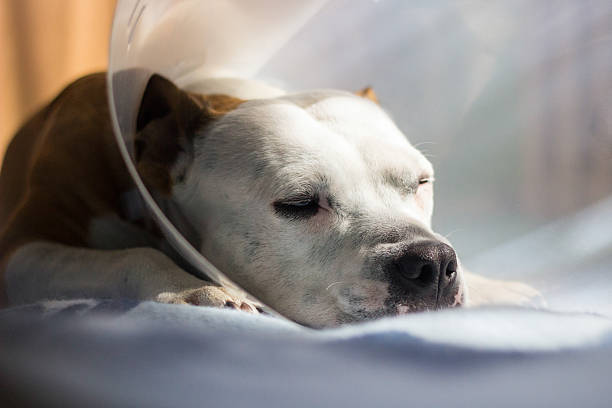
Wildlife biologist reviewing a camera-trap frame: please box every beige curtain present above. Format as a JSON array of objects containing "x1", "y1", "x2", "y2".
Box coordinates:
[{"x1": 0, "y1": 0, "x2": 117, "y2": 163}]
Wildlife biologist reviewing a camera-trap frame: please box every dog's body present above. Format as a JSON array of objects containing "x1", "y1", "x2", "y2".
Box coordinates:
[{"x1": 0, "y1": 73, "x2": 539, "y2": 327}]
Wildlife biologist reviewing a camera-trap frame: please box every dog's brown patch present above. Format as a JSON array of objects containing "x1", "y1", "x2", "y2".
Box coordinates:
[
  {"x1": 195, "y1": 94, "x2": 245, "y2": 116},
  {"x1": 356, "y1": 86, "x2": 379, "y2": 104},
  {"x1": 0, "y1": 72, "x2": 246, "y2": 305},
  {"x1": 0, "y1": 73, "x2": 132, "y2": 305}
]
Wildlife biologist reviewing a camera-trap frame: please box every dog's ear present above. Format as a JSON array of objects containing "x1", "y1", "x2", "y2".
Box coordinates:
[
  {"x1": 355, "y1": 86, "x2": 379, "y2": 104},
  {"x1": 135, "y1": 74, "x2": 203, "y2": 195},
  {"x1": 136, "y1": 74, "x2": 205, "y2": 133},
  {"x1": 134, "y1": 74, "x2": 243, "y2": 195}
]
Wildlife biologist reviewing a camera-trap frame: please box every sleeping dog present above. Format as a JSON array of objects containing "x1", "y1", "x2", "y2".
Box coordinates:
[{"x1": 0, "y1": 73, "x2": 539, "y2": 327}]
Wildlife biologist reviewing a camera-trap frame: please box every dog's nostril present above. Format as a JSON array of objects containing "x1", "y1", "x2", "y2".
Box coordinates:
[
  {"x1": 416, "y1": 264, "x2": 435, "y2": 285},
  {"x1": 394, "y1": 259, "x2": 437, "y2": 286},
  {"x1": 445, "y1": 260, "x2": 457, "y2": 279},
  {"x1": 397, "y1": 261, "x2": 421, "y2": 280}
]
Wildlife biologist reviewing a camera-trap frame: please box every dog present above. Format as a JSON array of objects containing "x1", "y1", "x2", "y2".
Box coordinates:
[{"x1": 0, "y1": 73, "x2": 540, "y2": 327}]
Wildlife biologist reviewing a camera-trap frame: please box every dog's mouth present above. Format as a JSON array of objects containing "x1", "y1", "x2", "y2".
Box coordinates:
[
  {"x1": 395, "y1": 274, "x2": 465, "y2": 312},
  {"x1": 392, "y1": 285, "x2": 465, "y2": 315},
  {"x1": 385, "y1": 275, "x2": 465, "y2": 316},
  {"x1": 329, "y1": 278, "x2": 466, "y2": 325}
]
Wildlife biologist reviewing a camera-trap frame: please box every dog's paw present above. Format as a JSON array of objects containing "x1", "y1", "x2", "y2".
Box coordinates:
[
  {"x1": 465, "y1": 273, "x2": 546, "y2": 308},
  {"x1": 156, "y1": 286, "x2": 262, "y2": 313}
]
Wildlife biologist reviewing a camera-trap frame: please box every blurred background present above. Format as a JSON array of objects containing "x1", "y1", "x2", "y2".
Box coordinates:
[
  {"x1": 256, "y1": 0, "x2": 612, "y2": 259},
  {"x1": 0, "y1": 0, "x2": 116, "y2": 161},
  {"x1": 2, "y1": 0, "x2": 611, "y2": 313}
]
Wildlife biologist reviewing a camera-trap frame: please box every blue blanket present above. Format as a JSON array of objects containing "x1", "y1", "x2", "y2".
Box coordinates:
[{"x1": 1, "y1": 300, "x2": 611, "y2": 407}]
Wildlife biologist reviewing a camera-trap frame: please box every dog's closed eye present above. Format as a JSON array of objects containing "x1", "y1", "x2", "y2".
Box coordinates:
[{"x1": 273, "y1": 195, "x2": 320, "y2": 220}]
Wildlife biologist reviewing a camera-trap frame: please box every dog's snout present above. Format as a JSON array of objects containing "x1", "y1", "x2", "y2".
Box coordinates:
[{"x1": 391, "y1": 241, "x2": 457, "y2": 290}]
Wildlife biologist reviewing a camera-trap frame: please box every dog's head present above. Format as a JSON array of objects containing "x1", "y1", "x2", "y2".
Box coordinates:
[{"x1": 136, "y1": 75, "x2": 466, "y2": 327}]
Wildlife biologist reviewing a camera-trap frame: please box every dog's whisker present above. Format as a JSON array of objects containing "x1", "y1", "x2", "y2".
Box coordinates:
[
  {"x1": 326, "y1": 281, "x2": 345, "y2": 291},
  {"x1": 412, "y1": 141, "x2": 437, "y2": 148},
  {"x1": 443, "y1": 229, "x2": 462, "y2": 239}
]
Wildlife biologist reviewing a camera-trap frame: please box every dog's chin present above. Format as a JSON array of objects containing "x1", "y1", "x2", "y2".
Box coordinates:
[{"x1": 333, "y1": 285, "x2": 466, "y2": 326}]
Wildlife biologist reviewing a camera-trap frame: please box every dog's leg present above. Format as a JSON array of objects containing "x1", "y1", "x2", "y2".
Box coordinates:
[
  {"x1": 5, "y1": 241, "x2": 259, "y2": 311},
  {"x1": 463, "y1": 270, "x2": 545, "y2": 307}
]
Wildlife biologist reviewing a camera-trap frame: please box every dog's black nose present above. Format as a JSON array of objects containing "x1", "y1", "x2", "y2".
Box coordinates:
[{"x1": 392, "y1": 241, "x2": 457, "y2": 290}]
